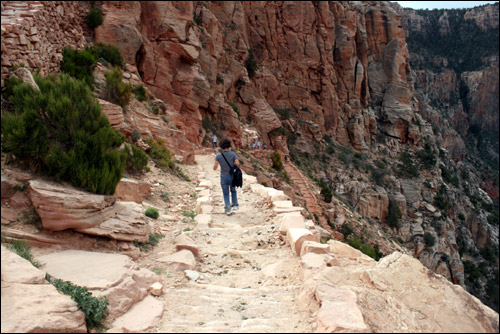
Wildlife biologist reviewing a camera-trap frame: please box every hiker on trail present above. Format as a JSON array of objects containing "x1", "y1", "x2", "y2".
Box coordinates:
[
  {"x1": 212, "y1": 134, "x2": 218, "y2": 149},
  {"x1": 263, "y1": 144, "x2": 267, "y2": 150},
  {"x1": 256, "y1": 140, "x2": 261, "y2": 150},
  {"x1": 284, "y1": 155, "x2": 288, "y2": 163},
  {"x1": 214, "y1": 139, "x2": 240, "y2": 215},
  {"x1": 251, "y1": 142, "x2": 256, "y2": 150}
]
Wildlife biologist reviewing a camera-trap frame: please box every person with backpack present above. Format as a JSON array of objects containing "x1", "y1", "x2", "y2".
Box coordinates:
[{"x1": 214, "y1": 139, "x2": 240, "y2": 215}]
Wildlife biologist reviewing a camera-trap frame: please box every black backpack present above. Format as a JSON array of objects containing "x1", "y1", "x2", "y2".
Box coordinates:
[{"x1": 221, "y1": 152, "x2": 243, "y2": 188}]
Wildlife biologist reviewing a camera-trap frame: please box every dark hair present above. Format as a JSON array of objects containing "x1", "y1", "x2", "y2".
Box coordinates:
[{"x1": 220, "y1": 139, "x2": 231, "y2": 149}]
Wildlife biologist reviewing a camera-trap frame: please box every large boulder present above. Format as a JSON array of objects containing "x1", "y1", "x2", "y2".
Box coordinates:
[
  {"x1": 29, "y1": 179, "x2": 151, "y2": 242},
  {"x1": 1, "y1": 246, "x2": 87, "y2": 333}
]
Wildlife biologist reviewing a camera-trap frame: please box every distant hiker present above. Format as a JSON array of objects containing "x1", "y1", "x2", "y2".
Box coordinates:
[
  {"x1": 251, "y1": 142, "x2": 256, "y2": 150},
  {"x1": 214, "y1": 139, "x2": 240, "y2": 215},
  {"x1": 256, "y1": 140, "x2": 261, "y2": 150},
  {"x1": 263, "y1": 144, "x2": 267, "y2": 150},
  {"x1": 285, "y1": 155, "x2": 288, "y2": 163},
  {"x1": 212, "y1": 134, "x2": 218, "y2": 149}
]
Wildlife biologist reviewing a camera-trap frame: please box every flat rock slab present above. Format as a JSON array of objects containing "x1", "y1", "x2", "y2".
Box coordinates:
[
  {"x1": 36, "y1": 250, "x2": 159, "y2": 323},
  {"x1": 1, "y1": 246, "x2": 87, "y2": 333},
  {"x1": 109, "y1": 295, "x2": 164, "y2": 333},
  {"x1": 157, "y1": 249, "x2": 196, "y2": 271}
]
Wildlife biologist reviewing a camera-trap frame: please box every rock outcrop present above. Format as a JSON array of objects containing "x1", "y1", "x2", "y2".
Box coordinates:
[
  {"x1": 300, "y1": 247, "x2": 499, "y2": 333},
  {"x1": 29, "y1": 179, "x2": 151, "y2": 242}
]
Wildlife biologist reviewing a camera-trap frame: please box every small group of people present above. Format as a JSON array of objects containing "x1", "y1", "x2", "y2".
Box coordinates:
[{"x1": 251, "y1": 139, "x2": 267, "y2": 150}]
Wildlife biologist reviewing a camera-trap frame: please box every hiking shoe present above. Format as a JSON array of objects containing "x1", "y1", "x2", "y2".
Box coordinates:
[
  {"x1": 225, "y1": 209, "x2": 232, "y2": 215},
  {"x1": 232, "y1": 205, "x2": 239, "y2": 211}
]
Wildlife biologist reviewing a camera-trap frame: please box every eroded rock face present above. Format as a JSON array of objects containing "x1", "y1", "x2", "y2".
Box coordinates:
[
  {"x1": 1, "y1": 246, "x2": 87, "y2": 333},
  {"x1": 29, "y1": 179, "x2": 151, "y2": 242}
]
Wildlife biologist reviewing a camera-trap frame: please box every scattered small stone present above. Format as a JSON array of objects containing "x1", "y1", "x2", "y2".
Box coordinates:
[{"x1": 184, "y1": 270, "x2": 200, "y2": 281}]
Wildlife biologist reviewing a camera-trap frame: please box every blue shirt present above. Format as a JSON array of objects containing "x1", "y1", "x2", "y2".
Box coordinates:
[{"x1": 216, "y1": 151, "x2": 238, "y2": 176}]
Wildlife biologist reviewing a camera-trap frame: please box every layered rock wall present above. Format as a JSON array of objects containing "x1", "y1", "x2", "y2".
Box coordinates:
[{"x1": 1, "y1": 1, "x2": 86, "y2": 84}]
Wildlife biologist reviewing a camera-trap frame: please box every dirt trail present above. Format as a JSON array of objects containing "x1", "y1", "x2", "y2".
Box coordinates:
[{"x1": 146, "y1": 154, "x2": 314, "y2": 333}]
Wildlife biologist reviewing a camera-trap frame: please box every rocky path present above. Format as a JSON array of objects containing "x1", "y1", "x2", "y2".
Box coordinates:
[{"x1": 149, "y1": 154, "x2": 313, "y2": 333}]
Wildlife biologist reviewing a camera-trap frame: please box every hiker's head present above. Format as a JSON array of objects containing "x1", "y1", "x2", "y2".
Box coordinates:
[{"x1": 220, "y1": 139, "x2": 231, "y2": 150}]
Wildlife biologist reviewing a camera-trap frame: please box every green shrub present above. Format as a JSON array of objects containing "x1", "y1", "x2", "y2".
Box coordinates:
[
  {"x1": 46, "y1": 274, "x2": 108, "y2": 329},
  {"x1": 319, "y1": 180, "x2": 332, "y2": 203},
  {"x1": 145, "y1": 208, "x2": 159, "y2": 219},
  {"x1": 2, "y1": 73, "x2": 126, "y2": 195},
  {"x1": 359, "y1": 244, "x2": 377, "y2": 260},
  {"x1": 145, "y1": 138, "x2": 175, "y2": 169},
  {"x1": 341, "y1": 223, "x2": 353, "y2": 238},
  {"x1": 104, "y1": 67, "x2": 132, "y2": 107},
  {"x1": 148, "y1": 233, "x2": 164, "y2": 246},
  {"x1": 386, "y1": 199, "x2": 402, "y2": 229},
  {"x1": 270, "y1": 150, "x2": 283, "y2": 170},
  {"x1": 245, "y1": 49, "x2": 258, "y2": 78},
  {"x1": 183, "y1": 209, "x2": 196, "y2": 219},
  {"x1": 417, "y1": 142, "x2": 437, "y2": 170},
  {"x1": 125, "y1": 144, "x2": 149, "y2": 173},
  {"x1": 131, "y1": 129, "x2": 141, "y2": 142},
  {"x1": 61, "y1": 47, "x2": 96, "y2": 87},
  {"x1": 86, "y1": 8, "x2": 103, "y2": 29},
  {"x1": 424, "y1": 232, "x2": 436, "y2": 248},
  {"x1": 398, "y1": 151, "x2": 419, "y2": 178},
  {"x1": 132, "y1": 84, "x2": 147, "y2": 102},
  {"x1": 274, "y1": 107, "x2": 291, "y2": 120},
  {"x1": 3, "y1": 239, "x2": 42, "y2": 268},
  {"x1": 91, "y1": 42, "x2": 123, "y2": 68}
]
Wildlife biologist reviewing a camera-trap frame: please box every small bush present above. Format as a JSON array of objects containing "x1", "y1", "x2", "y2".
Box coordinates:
[
  {"x1": 104, "y1": 67, "x2": 132, "y2": 107},
  {"x1": 148, "y1": 233, "x2": 164, "y2": 246},
  {"x1": 386, "y1": 199, "x2": 402, "y2": 229},
  {"x1": 341, "y1": 223, "x2": 353, "y2": 238},
  {"x1": 91, "y1": 42, "x2": 123, "y2": 68},
  {"x1": 398, "y1": 151, "x2": 419, "y2": 178},
  {"x1": 132, "y1": 85, "x2": 147, "y2": 102},
  {"x1": 275, "y1": 107, "x2": 291, "y2": 120},
  {"x1": 86, "y1": 8, "x2": 103, "y2": 29},
  {"x1": 183, "y1": 209, "x2": 196, "y2": 219},
  {"x1": 270, "y1": 150, "x2": 283, "y2": 170},
  {"x1": 46, "y1": 274, "x2": 109, "y2": 329},
  {"x1": 216, "y1": 74, "x2": 224, "y2": 84},
  {"x1": 131, "y1": 129, "x2": 141, "y2": 142},
  {"x1": 125, "y1": 144, "x2": 149, "y2": 173},
  {"x1": 424, "y1": 232, "x2": 436, "y2": 248},
  {"x1": 145, "y1": 208, "x2": 159, "y2": 219},
  {"x1": 61, "y1": 47, "x2": 96, "y2": 87},
  {"x1": 245, "y1": 49, "x2": 258, "y2": 78},
  {"x1": 319, "y1": 180, "x2": 332, "y2": 203},
  {"x1": 3, "y1": 239, "x2": 42, "y2": 268}
]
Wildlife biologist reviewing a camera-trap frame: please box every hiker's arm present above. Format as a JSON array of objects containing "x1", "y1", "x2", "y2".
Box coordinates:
[
  {"x1": 213, "y1": 161, "x2": 219, "y2": 170},
  {"x1": 234, "y1": 159, "x2": 240, "y2": 167}
]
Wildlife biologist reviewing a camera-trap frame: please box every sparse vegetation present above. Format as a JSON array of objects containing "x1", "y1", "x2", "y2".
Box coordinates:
[
  {"x1": 125, "y1": 144, "x2": 149, "y2": 173},
  {"x1": 2, "y1": 238, "x2": 42, "y2": 268},
  {"x1": 46, "y1": 273, "x2": 109, "y2": 329},
  {"x1": 132, "y1": 84, "x2": 147, "y2": 102},
  {"x1": 245, "y1": 49, "x2": 258, "y2": 78},
  {"x1": 145, "y1": 208, "x2": 159, "y2": 219},
  {"x1": 104, "y1": 67, "x2": 132, "y2": 107},
  {"x1": 424, "y1": 232, "x2": 436, "y2": 248},
  {"x1": 86, "y1": 7, "x2": 103, "y2": 29}
]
